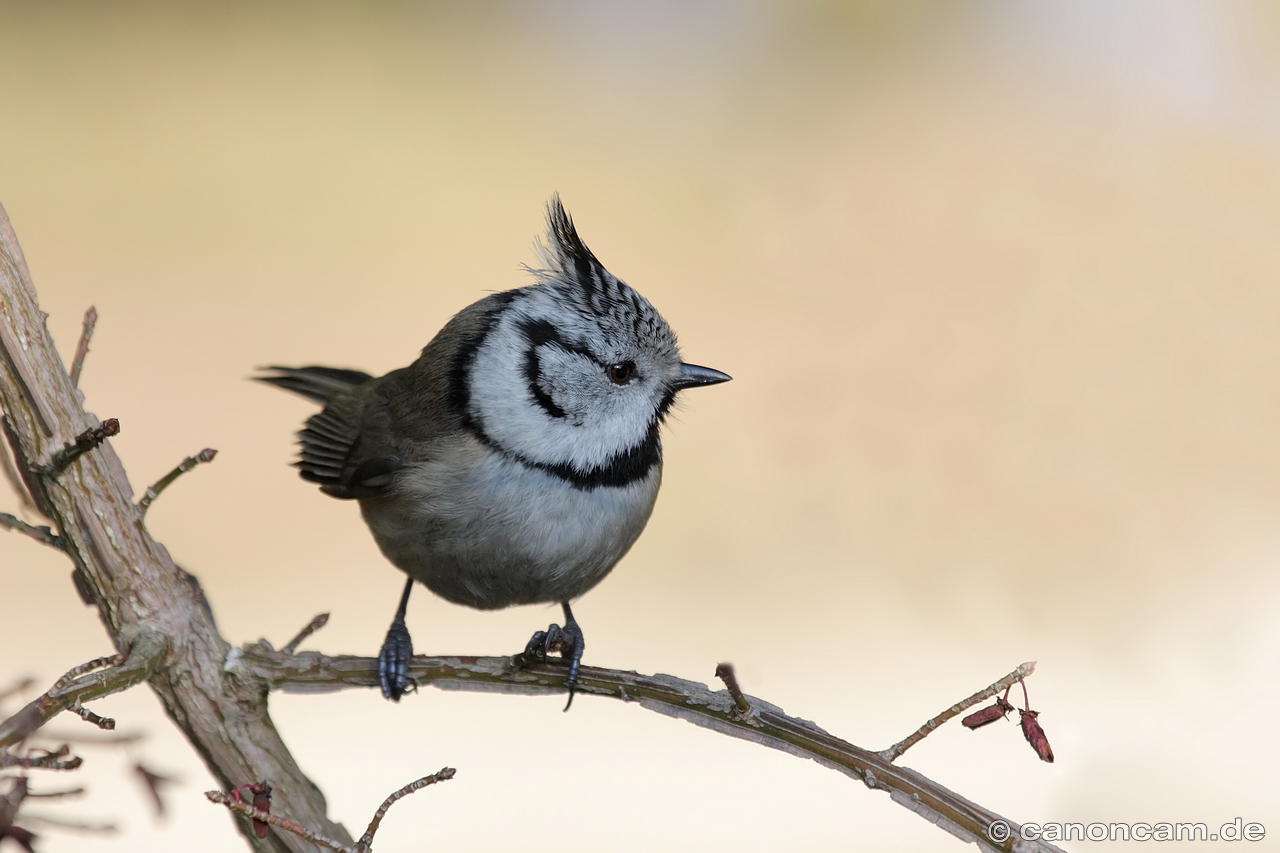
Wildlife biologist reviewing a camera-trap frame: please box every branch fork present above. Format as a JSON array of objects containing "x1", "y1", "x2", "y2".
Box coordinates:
[{"x1": 208, "y1": 769, "x2": 455, "y2": 853}]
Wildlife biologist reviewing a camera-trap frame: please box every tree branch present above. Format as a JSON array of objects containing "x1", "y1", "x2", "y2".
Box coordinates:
[
  {"x1": 207, "y1": 769, "x2": 455, "y2": 853},
  {"x1": 0, "y1": 644, "x2": 160, "y2": 750},
  {"x1": 136, "y1": 448, "x2": 217, "y2": 516},
  {"x1": 280, "y1": 613, "x2": 330, "y2": 656},
  {"x1": 68, "y1": 306, "x2": 96, "y2": 390},
  {"x1": 1, "y1": 203, "x2": 1060, "y2": 853},
  {"x1": 879, "y1": 662, "x2": 1036, "y2": 762},
  {"x1": 239, "y1": 644, "x2": 1063, "y2": 853},
  {"x1": 355, "y1": 769, "x2": 455, "y2": 851},
  {"x1": 0, "y1": 202, "x2": 353, "y2": 852},
  {"x1": 0, "y1": 511, "x2": 63, "y2": 550}
]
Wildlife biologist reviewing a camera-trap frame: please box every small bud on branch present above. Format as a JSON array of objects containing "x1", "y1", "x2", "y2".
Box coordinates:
[{"x1": 43, "y1": 420, "x2": 119, "y2": 476}]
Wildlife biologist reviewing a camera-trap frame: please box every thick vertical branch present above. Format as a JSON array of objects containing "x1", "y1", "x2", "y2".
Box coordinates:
[{"x1": 0, "y1": 203, "x2": 351, "y2": 852}]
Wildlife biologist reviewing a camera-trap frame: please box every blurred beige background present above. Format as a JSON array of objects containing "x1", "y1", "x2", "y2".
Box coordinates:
[{"x1": 3, "y1": 1, "x2": 1279, "y2": 850}]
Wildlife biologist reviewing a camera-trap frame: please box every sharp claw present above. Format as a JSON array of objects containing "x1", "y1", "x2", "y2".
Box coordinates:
[
  {"x1": 518, "y1": 606, "x2": 586, "y2": 711},
  {"x1": 560, "y1": 621, "x2": 584, "y2": 712},
  {"x1": 523, "y1": 625, "x2": 559, "y2": 662}
]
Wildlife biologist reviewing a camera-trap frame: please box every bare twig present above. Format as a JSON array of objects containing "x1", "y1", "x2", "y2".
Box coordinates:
[
  {"x1": 281, "y1": 613, "x2": 330, "y2": 656},
  {"x1": 0, "y1": 512, "x2": 63, "y2": 550},
  {"x1": 878, "y1": 662, "x2": 1037, "y2": 763},
  {"x1": 240, "y1": 645, "x2": 1062, "y2": 853},
  {"x1": 206, "y1": 790, "x2": 352, "y2": 853},
  {"x1": 1, "y1": 747, "x2": 82, "y2": 771},
  {"x1": 136, "y1": 448, "x2": 217, "y2": 516},
  {"x1": 67, "y1": 701, "x2": 114, "y2": 731},
  {"x1": 26, "y1": 729, "x2": 143, "y2": 747},
  {"x1": 714, "y1": 662, "x2": 754, "y2": 719},
  {"x1": 0, "y1": 641, "x2": 163, "y2": 750},
  {"x1": 207, "y1": 769, "x2": 456, "y2": 853},
  {"x1": 68, "y1": 306, "x2": 97, "y2": 389},
  {"x1": 356, "y1": 768, "x2": 455, "y2": 851},
  {"x1": 42, "y1": 419, "x2": 119, "y2": 476},
  {"x1": 49, "y1": 656, "x2": 124, "y2": 693}
]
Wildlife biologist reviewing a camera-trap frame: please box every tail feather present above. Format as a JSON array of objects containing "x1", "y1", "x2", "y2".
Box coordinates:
[
  {"x1": 256, "y1": 366, "x2": 373, "y2": 404},
  {"x1": 257, "y1": 365, "x2": 374, "y2": 498}
]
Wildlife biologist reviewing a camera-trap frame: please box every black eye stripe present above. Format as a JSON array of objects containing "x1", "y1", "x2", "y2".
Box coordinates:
[
  {"x1": 518, "y1": 318, "x2": 596, "y2": 361},
  {"x1": 525, "y1": 347, "x2": 566, "y2": 418}
]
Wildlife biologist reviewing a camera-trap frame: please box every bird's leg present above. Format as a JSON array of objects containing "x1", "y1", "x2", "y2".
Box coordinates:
[
  {"x1": 378, "y1": 577, "x2": 416, "y2": 701},
  {"x1": 521, "y1": 601, "x2": 586, "y2": 711}
]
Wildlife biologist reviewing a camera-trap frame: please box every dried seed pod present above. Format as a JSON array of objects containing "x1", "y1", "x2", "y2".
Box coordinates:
[
  {"x1": 232, "y1": 781, "x2": 273, "y2": 838},
  {"x1": 249, "y1": 783, "x2": 273, "y2": 839},
  {"x1": 962, "y1": 696, "x2": 1014, "y2": 729},
  {"x1": 1019, "y1": 709, "x2": 1054, "y2": 763}
]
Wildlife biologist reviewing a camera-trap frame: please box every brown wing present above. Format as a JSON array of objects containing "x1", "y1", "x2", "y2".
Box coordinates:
[{"x1": 257, "y1": 366, "x2": 400, "y2": 500}]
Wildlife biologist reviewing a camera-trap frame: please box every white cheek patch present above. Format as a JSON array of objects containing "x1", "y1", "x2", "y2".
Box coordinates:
[
  {"x1": 467, "y1": 305, "x2": 658, "y2": 471},
  {"x1": 535, "y1": 346, "x2": 601, "y2": 424}
]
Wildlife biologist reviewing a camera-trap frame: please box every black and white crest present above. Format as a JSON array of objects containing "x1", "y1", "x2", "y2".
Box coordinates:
[
  {"x1": 530, "y1": 196, "x2": 678, "y2": 355},
  {"x1": 447, "y1": 197, "x2": 690, "y2": 488}
]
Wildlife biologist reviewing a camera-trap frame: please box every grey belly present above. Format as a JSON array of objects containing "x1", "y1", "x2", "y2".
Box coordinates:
[{"x1": 358, "y1": 453, "x2": 661, "y2": 610}]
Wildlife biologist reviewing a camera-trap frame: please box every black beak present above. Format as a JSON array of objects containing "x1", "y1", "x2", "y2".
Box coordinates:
[{"x1": 674, "y1": 362, "x2": 732, "y2": 390}]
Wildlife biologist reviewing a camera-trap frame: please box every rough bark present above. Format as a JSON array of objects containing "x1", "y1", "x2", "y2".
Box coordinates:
[{"x1": 0, "y1": 202, "x2": 352, "y2": 852}]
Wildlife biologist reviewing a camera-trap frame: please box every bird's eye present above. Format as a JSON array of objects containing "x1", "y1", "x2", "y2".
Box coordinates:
[{"x1": 607, "y1": 362, "x2": 634, "y2": 385}]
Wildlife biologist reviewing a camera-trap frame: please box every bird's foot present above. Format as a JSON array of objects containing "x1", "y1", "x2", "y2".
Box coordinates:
[
  {"x1": 520, "y1": 615, "x2": 585, "y2": 711},
  {"x1": 378, "y1": 618, "x2": 415, "y2": 702}
]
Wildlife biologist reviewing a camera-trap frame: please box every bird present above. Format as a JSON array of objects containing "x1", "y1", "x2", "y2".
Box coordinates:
[{"x1": 258, "y1": 197, "x2": 730, "y2": 708}]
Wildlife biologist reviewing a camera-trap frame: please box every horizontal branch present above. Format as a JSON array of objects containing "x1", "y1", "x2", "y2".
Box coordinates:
[{"x1": 238, "y1": 644, "x2": 1063, "y2": 853}]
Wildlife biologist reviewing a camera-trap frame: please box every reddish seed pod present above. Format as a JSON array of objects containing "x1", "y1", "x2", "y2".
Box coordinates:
[
  {"x1": 250, "y1": 782, "x2": 273, "y2": 838},
  {"x1": 962, "y1": 696, "x2": 1014, "y2": 729},
  {"x1": 1019, "y1": 709, "x2": 1054, "y2": 763},
  {"x1": 232, "y1": 781, "x2": 273, "y2": 838}
]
